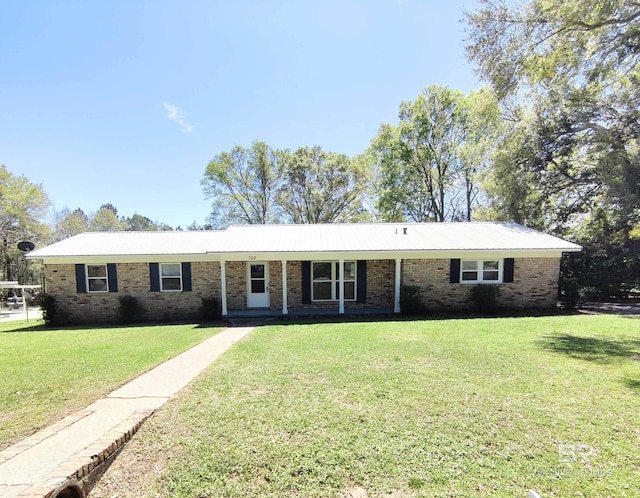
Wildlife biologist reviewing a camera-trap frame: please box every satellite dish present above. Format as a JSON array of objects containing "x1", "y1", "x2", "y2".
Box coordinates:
[{"x1": 17, "y1": 241, "x2": 35, "y2": 252}]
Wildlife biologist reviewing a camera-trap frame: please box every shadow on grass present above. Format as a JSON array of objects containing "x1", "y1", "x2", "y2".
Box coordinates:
[
  {"x1": 265, "y1": 308, "x2": 571, "y2": 327},
  {"x1": 538, "y1": 333, "x2": 640, "y2": 364},
  {"x1": 0, "y1": 322, "x2": 48, "y2": 333},
  {"x1": 623, "y1": 377, "x2": 640, "y2": 390},
  {"x1": 2, "y1": 320, "x2": 227, "y2": 334}
]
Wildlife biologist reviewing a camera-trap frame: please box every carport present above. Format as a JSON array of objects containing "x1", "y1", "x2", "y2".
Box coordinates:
[{"x1": 0, "y1": 281, "x2": 42, "y2": 321}]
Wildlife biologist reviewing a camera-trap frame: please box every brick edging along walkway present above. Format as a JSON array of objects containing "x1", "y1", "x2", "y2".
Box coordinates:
[
  {"x1": 17, "y1": 410, "x2": 153, "y2": 498},
  {"x1": 0, "y1": 325, "x2": 256, "y2": 498}
]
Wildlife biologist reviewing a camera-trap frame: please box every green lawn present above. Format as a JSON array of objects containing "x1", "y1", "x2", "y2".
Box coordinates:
[
  {"x1": 0, "y1": 320, "x2": 224, "y2": 449},
  {"x1": 95, "y1": 314, "x2": 640, "y2": 497}
]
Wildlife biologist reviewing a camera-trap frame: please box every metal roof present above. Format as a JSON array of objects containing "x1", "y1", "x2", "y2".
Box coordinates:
[
  {"x1": 27, "y1": 231, "x2": 224, "y2": 258},
  {"x1": 27, "y1": 223, "x2": 581, "y2": 259},
  {"x1": 215, "y1": 222, "x2": 581, "y2": 253}
]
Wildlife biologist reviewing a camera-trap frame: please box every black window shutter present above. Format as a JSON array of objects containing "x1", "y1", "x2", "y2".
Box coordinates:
[
  {"x1": 449, "y1": 259, "x2": 461, "y2": 283},
  {"x1": 182, "y1": 262, "x2": 192, "y2": 291},
  {"x1": 503, "y1": 258, "x2": 515, "y2": 283},
  {"x1": 75, "y1": 264, "x2": 87, "y2": 293},
  {"x1": 301, "y1": 261, "x2": 311, "y2": 304},
  {"x1": 149, "y1": 263, "x2": 160, "y2": 292},
  {"x1": 107, "y1": 263, "x2": 118, "y2": 292},
  {"x1": 357, "y1": 260, "x2": 367, "y2": 303}
]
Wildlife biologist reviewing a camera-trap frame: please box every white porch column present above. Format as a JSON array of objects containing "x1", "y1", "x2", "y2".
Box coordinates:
[
  {"x1": 23, "y1": 292, "x2": 29, "y2": 322},
  {"x1": 220, "y1": 259, "x2": 228, "y2": 316},
  {"x1": 339, "y1": 258, "x2": 345, "y2": 314},
  {"x1": 394, "y1": 258, "x2": 401, "y2": 313},
  {"x1": 281, "y1": 260, "x2": 288, "y2": 315}
]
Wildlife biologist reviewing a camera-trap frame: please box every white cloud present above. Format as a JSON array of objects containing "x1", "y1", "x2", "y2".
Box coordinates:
[{"x1": 163, "y1": 102, "x2": 194, "y2": 133}]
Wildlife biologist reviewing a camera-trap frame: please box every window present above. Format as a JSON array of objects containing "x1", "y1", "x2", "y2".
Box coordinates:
[
  {"x1": 313, "y1": 262, "x2": 332, "y2": 300},
  {"x1": 160, "y1": 263, "x2": 182, "y2": 291},
  {"x1": 341, "y1": 261, "x2": 356, "y2": 300},
  {"x1": 461, "y1": 260, "x2": 502, "y2": 283},
  {"x1": 86, "y1": 264, "x2": 108, "y2": 292},
  {"x1": 250, "y1": 264, "x2": 265, "y2": 293},
  {"x1": 312, "y1": 261, "x2": 356, "y2": 301},
  {"x1": 482, "y1": 260, "x2": 499, "y2": 281}
]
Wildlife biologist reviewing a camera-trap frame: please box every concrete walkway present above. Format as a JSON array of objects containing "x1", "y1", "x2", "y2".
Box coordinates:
[{"x1": 0, "y1": 324, "x2": 255, "y2": 498}]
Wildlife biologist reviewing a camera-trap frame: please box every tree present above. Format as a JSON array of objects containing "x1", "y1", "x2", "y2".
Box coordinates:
[
  {"x1": 90, "y1": 205, "x2": 127, "y2": 231},
  {"x1": 52, "y1": 208, "x2": 89, "y2": 240},
  {"x1": 371, "y1": 85, "x2": 501, "y2": 222},
  {"x1": 465, "y1": 0, "x2": 640, "y2": 100},
  {"x1": 125, "y1": 213, "x2": 155, "y2": 231},
  {"x1": 466, "y1": 0, "x2": 640, "y2": 233},
  {"x1": 0, "y1": 165, "x2": 49, "y2": 282},
  {"x1": 202, "y1": 141, "x2": 283, "y2": 227},
  {"x1": 459, "y1": 87, "x2": 504, "y2": 221},
  {"x1": 277, "y1": 146, "x2": 373, "y2": 223},
  {"x1": 99, "y1": 203, "x2": 119, "y2": 217},
  {"x1": 465, "y1": 0, "x2": 640, "y2": 297},
  {"x1": 185, "y1": 221, "x2": 213, "y2": 231},
  {"x1": 124, "y1": 213, "x2": 172, "y2": 231},
  {"x1": 53, "y1": 206, "x2": 172, "y2": 235}
]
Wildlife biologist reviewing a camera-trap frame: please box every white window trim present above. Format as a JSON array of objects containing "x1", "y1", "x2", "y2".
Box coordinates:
[
  {"x1": 312, "y1": 261, "x2": 356, "y2": 302},
  {"x1": 160, "y1": 262, "x2": 183, "y2": 292},
  {"x1": 86, "y1": 264, "x2": 109, "y2": 293},
  {"x1": 460, "y1": 259, "x2": 503, "y2": 284}
]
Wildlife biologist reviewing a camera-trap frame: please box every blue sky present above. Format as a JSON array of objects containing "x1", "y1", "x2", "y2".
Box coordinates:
[{"x1": 2, "y1": 0, "x2": 485, "y2": 229}]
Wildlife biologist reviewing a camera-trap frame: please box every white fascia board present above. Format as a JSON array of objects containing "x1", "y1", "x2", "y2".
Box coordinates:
[
  {"x1": 403, "y1": 249, "x2": 571, "y2": 259},
  {"x1": 31, "y1": 254, "x2": 221, "y2": 265},
  {"x1": 215, "y1": 249, "x2": 572, "y2": 262},
  {"x1": 31, "y1": 248, "x2": 578, "y2": 265}
]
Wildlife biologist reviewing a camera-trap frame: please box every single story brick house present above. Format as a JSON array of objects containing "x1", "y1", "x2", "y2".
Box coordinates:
[{"x1": 27, "y1": 222, "x2": 581, "y2": 323}]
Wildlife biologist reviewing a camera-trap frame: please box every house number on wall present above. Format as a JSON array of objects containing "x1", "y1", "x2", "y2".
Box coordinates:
[{"x1": 248, "y1": 256, "x2": 257, "y2": 260}]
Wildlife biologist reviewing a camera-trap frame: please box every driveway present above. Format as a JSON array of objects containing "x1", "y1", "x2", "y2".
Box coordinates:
[
  {"x1": 0, "y1": 308, "x2": 42, "y2": 322},
  {"x1": 579, "y1": 301, "x2": 640, "y2": 315}
]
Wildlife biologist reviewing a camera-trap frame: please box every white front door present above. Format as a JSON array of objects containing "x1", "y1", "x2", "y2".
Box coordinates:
[{"x1": 247, "y1": 262, "x2": 269, "y2": 308}]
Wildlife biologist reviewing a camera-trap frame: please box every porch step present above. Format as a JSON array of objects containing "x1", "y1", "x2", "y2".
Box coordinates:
[{"x1": 225, "y1": 307, "x2": 395, "y2": 319}]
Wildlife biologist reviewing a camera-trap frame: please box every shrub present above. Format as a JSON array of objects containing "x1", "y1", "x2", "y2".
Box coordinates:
[
  {"x1": 559, "y1": 277, "x2": 580, "y2": 309},
  {"x1": 118, "y1": 295, "x2": 141, "y2": 324},
  {"x1": 579, "y1": 286, "x2": 600, "y2": 302},
  {"x1": 470, "y1": 285, "x2": 501, "y2": 314},
  {"x1": 400, "y1": 285, "x2": 426, "y2": 315},
  {"x1": 561, "y1": 248, "x2": 640, "y2": 301},
  {"x1": 39, "y1": 293, "x2": 58, "y2": 326},
  {"x1": 200, "y1": 296, "x2": 221, "y2": 321}
]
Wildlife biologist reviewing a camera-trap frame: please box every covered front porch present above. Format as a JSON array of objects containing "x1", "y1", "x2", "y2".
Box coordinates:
[{"x1": 218, "y1": 258, "x2": 403, "y2": 317}]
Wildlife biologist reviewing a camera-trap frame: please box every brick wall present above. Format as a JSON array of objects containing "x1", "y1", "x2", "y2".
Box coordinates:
[
  {"x1": 501, "y1": 257, "x2": 560, "y2": 308},
  {"x1": 44, "y1": 262, "x2": 221, "y2": 323},
  {"x1": 45, "y1": 257, "x2": 560, "y2": 322},
  {"x1": 269, "y1": 261, "x2": 283, "y2": 311},
  {"x1": 402, "y1": 257, "x2": 560, "y2": 310},
  {"x1": 223, "y1": 259, "x2": 395, "y2": 313},
  {"x1": 287, "y1": 260, "x2": 302, "y2": 308},
  {"x1": 365, "y1": 259, "x2": 396, "y2": 308},
  {"x1": 225, "y1": 261, "x2": 246, "y2": 310},
  {"x1": 225, "y1": 261, "x2": 284, "y2": 311},
  {"x1": 287, "y1": 259, "x2": 395, "y2": 311}
]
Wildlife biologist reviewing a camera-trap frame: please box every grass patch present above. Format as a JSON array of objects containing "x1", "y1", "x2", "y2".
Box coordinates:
[
  {"x1": 94, "y1": 315, "x2": 640, "y2": 497},
  {"x1": 0, "y1": 320, "x2": 224, "y2": 448}
]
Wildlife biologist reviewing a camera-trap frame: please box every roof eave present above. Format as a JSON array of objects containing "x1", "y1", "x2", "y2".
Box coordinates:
[
  {"x1": 28, "y1": 253, "x2": 221, "y2": 264},
  {"x1": 212, "y1": 247, "x2": 577, "y2": 261}
]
